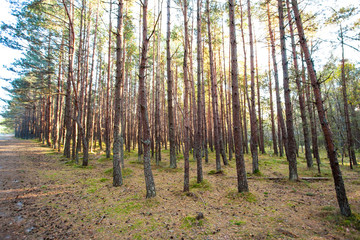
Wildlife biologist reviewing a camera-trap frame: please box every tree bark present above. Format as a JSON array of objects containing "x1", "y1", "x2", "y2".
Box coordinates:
[
  {"x1": 195, "y1": 0, "x2": 203, "y2": 183},
  {"x1": 139, "y1": 0, "x2": 156, "y2": 198},
  {"x1": 278, "y1": 0, "x2": 298, "y2": 180},
  {"x1": 182, "y1": 0, "x2": 190, "y2": 192},
  {"x1": 340, "y1": 25, "x2": 357, "y2": 167},
  {"x1": 267, "y1": 1, "x2": 288, "y2": 158},
  {"x1": 268, "y1": 41, "x2": 278, "y2": 155},
  {"x1": 207, "y1": 0, "x2": 223, "y2": 172},
  {"x1": 247, "y1": 0, "x2": 259, "y2": 173},
  {"x1": 292, "y1": 0, "x2": 351, "y2": 216},
  {"x1": 167, "y1": 0, "x2": 177, "y2": 169},
  {"x1": 229, "y1": 0, "x2": 248, "y2": 192},
  {"x1": 112, "y1": 0, "x2": 124, "y2": 187},
  {"x1": 63, "y1": 0, "x2": 74, "y2": 159}
]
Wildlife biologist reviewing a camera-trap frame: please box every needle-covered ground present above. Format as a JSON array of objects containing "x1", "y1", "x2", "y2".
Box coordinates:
[{"x1": 0, "y1": 136, "x2": 359, "y2": 239}]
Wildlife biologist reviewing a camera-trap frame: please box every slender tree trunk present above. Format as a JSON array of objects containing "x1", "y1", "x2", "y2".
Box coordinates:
[
  {"x1": 247, "y1": 0, "x2": 259, "y2": 173},
  {"x1": 53, "y1": 35, "x2": 64, "y2": 149},
  {"x1": 278, "y1": 0, "x2": 298, "y2": 180},
  {"x1": 112, "y1": 0, "x2": 124, "y2": 186},
  {"x1": 45, "y1": 33, "x2": 52, "y2": 147},
  {"x1": 155, "y1": 0, "x2": 162, "y2": 166},
  {"x1": 207, "y1": 0, "x2": 222, "y2": 172},
  {"x1": 286, "y1": 0, "x2": 312, "y2": 168},
  {"x1": 195, "y1": 0, "x2": 203, "y2": 183},
  {"x1": 166, "y1": 0, "x2": 176, "y2": 169},
  {"x1": 182, "y1": 0, "x2": 190, "y2": 192},
  {"x1": 255, "y1": 36, "x2": 265, "y2": 154},
  {"x1": 292, "y1": 0, "x2": 351, "y2": 216},
  {"x1": 267, "y1": 1, "x2": 288, "y2": 157},
  {"x1": 239, "y1": 0, "x2": 248, "y2": 155},
  {"x1": 105, "y1": 2, "x2": 112, "y2": 159},
  {"x1": 139, "y1": 0, "x2": 156, "y2": 198},
  {"x1": 229, "y1": 0, "x2": 248, "y2": 192},
  {"x1": 268, "y1": 41, "x2": 278, "y2": 155},
  {"x1": 63, "y1": 0, "x2": 74, "y2": 159},
  {"x1": 340, "y1": 25, "x2": 357, "y2": 167},
  {"x1": 302, "y1": 51, "x2": 320, "y2": 172}
]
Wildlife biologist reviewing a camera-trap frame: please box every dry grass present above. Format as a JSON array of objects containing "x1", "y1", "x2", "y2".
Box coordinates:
[{"x1": 21, "y1": 141, "x2": 360, "y2": 239}]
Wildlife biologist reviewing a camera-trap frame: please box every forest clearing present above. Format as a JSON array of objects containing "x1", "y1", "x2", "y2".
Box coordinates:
[{"x1": 0, "y1": 136, "x2": 359, "y2": 239}]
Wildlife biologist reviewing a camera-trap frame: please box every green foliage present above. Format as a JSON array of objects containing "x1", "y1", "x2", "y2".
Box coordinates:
[
  {"x1": 190, "y1": 179, "x2": 212, "y2": 191},
  {"x1": 325, "y1": 212, "x2": 360, "y2": 231},
  {"x1": 182, "y1": 216, "x2": 204, "y2": 228},
  {"x1": 230, "y1": 219, "x2": 246, "y2": 226},
  {"x1": 208, "y1": 169, "x2": 224, "y2": 175},
  {"x1": 226, "y1": 190, "x2": 257, "y2": 203}
]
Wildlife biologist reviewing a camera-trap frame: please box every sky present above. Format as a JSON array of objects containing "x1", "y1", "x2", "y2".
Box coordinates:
[{"x1": 0, "y1": 0, "x2": 22, "y2": 114}]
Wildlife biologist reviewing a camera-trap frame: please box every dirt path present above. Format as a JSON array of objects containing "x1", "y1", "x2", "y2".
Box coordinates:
[
  {"x1": 0, "y1": 136, "x2": 35, "y2": 239},
  {"x1": 0, "y1": 136, "x2": 85, "y2": 239}
]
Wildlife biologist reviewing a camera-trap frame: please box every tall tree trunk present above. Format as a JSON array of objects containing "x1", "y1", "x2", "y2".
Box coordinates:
[
  {"x1": 167, "y1": 0, "x2": 177, "y2": 169},
  {"x1": 239, "y1": 0, "x2": 248, "y2": 155},
  {"x1": 286, "y1": 0, "x2": 312, "y2": 168},
  {"x1": 45, "y1": 33, "x2": 52, "y2": 147},
  {"x1": 112, "y1": 0, "x2": 124, "y2": 187},
  {"x1": 139, "y1": 0, "x2": 156, "y2": 198},
  {"x1": 302, "y1": 51, "x2": 320, "y2": 170},
  {"x1": 278, "y1": 0, "x2": 298, "y2": 180},
  {"x1": 340, "y1": 25, "x2": 357, "y2": 167},
  {"x1": 155, "y1": 0, "x2": 162, "y2": 166},
  {"x1": 182, "y1": 0, "x2": 190, "y2": 192},
  {"x1": 195, "y1": 0, "x2": 203, "y2": 183},
  {"x1": 229, "y1": 0, "x2": 248, "y2": 192},
  {"x1": 268, "y1": 41, "x2": 278, "y2": 155},
  {"x1": 53, "y1": 35, "x2": 64, "y2": 150},
  {"x1": 105, "y1": 1, "x2": 112, "y2": 159},
  {"x1": 267, "y1": 1, "x2": 288, "y2": 157},
  {"x1": 207, "y1": 0, "x2": 222, "y2": 172},
  {"x1": 255, "y1": 36, "x2": 265, "y2": 154},
  {"x1": 63, "y1": 0, "x2": 74, "y2": 159},
  {"x1": 292, "y1": 0, "x2": 351, "y2": 216},
  {"x1": 83, "y1": 1, "x2": 99, "y2": 166},
  {"x1": 247, "y1": 0, "x2": 259, "y2": 173}
]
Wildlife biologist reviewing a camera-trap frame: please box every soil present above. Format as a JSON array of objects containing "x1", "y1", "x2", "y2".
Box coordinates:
[{"x1": 0, "y1": 136, "x2": 359, "y2": 239}]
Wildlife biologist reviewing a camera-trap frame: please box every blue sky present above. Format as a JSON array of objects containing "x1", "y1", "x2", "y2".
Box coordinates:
[{"x1": 0, "y1": 0, "x2": 22, "y2": 114}]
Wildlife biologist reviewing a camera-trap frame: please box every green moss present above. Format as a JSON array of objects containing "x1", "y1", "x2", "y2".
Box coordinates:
[
  {"x1": 100, "y1": 178, "x2": 109, "y2": 182},
  {"x1": 98, "y1": 157, "x2": 112, "y2": 163},
  {"x1": 208, "y1": 169, "x2": 225, "y2": 175},
  {"x1": 104, "y1": 168, "x2": 113, "y2": 175},
  {"x1": 106, "y1": 201, "x2": 142, "y2": 215},
  {"x1": 325, "y1": 212, "x2": 360, "y2": 231},
  {"x1": 190, "y1": 179, "x2": 212, "y2": 191},
  {"x1": 182, "y1": 216, "x2": 204, "y2": 228},
  {"x1": 230, "y1": 219, "x2": 246, "y2": 226},
  {"x1": 122, "y1": 168, "x2": 134, "y2": 178},
  {"x1": 322, "y1": 206, "x2": 336, "y2": 211},
  {"x1": 226, "y1": 190, "x2": 257, "y2": 203},
  {"x1": 74, "y1": 164, "x2": 94, "y2": 169}
]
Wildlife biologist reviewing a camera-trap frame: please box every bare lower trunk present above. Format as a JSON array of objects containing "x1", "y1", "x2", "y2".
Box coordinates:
[
  {"x1": 196, "y1": 0, "x2": 203, "y2": 183},
  {"x1": 229, "y1": 0, "x2": 248, "y2": 192},
  {"x1": 139, "y1": 0, "x2": 156, "y2": 198},
  {"x1": 167, "y1": 0, "x2": 176, "y2": 169},
  {"x1": 112, "y1": 0, "x2": 124, "y2": 187}
]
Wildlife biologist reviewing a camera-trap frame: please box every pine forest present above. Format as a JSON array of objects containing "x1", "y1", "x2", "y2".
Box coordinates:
[{"x1": 0, "y1": 0, "x2": 359, "y2": 238}]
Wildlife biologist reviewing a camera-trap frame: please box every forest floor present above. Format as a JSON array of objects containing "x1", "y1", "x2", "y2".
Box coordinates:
[{"x1": 0, "y1": 136, "x2": 359, "y2": 239}]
